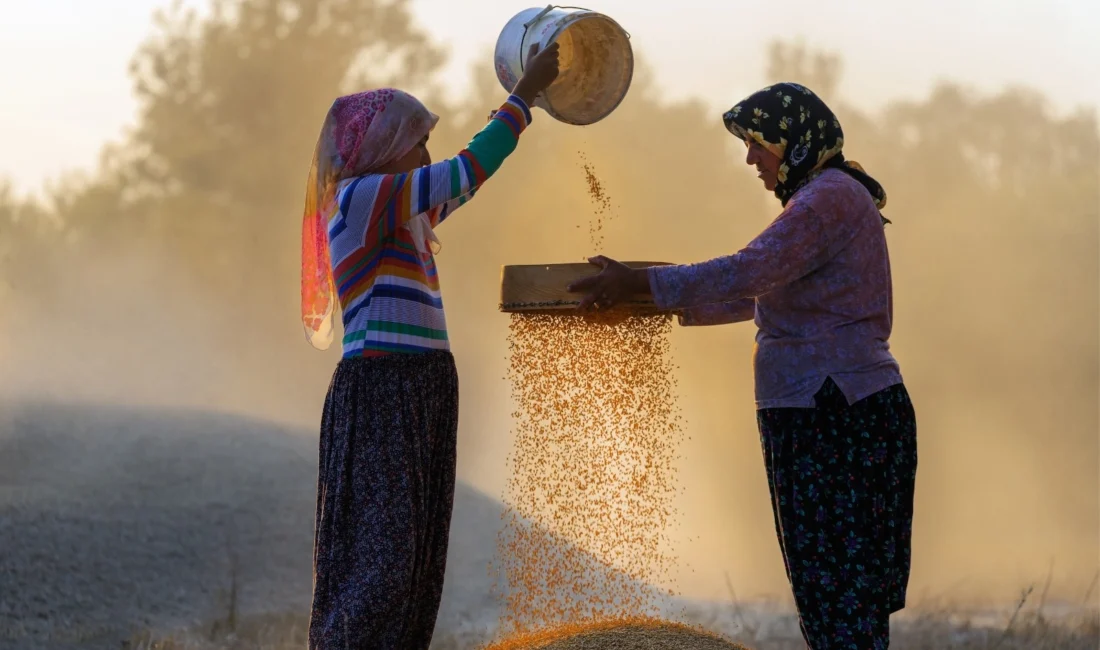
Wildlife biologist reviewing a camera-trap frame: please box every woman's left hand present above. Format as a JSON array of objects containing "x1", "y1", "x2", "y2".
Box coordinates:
[{"x1": 567, "y1": 256, "x2": 652, "y2": 311}]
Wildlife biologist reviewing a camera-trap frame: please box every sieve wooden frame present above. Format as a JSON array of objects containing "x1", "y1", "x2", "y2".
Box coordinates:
[{"x1": 499, "y1": 262, "x2": 671, "y2": 313}]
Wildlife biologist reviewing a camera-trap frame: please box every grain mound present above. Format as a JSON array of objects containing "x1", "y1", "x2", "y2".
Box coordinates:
[{"x1": 483, "y1": 617, "x2": 748, "y2": 650}]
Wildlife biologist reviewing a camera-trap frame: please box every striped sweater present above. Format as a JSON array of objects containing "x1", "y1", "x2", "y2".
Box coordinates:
[{"x1": 327, "y1": 94, "x2": 533, "y2": 358}]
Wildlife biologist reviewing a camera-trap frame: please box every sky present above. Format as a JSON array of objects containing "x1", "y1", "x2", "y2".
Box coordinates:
[{"x1": 0, "y1": 0, "x2": 1097, "y2": 195}]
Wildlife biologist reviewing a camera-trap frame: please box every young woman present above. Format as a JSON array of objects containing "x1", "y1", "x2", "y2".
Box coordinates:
[
  {"x1": 569, "y1": 82, "x2": 918, "y2": 650},
  {"x1": 299, "y1": 44, "x2": 560, "y2": 650}
]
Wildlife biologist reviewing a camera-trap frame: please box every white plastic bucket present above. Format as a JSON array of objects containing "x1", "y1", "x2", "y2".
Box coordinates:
[{"x1": 494, "y1": 6, "x2": 634, "y2": 126}]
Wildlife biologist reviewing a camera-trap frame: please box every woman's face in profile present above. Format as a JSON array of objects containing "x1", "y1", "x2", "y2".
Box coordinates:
[
  {"x1": 744, "y1": 138, "x2": 781, "y2": 192},
  {"x1": 377, "y1": 134, "x2": 432, "y2": 174}
]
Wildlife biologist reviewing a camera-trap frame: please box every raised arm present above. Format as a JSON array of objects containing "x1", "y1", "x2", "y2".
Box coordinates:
[
  {"x1": 335, "y1": 95, "x2": 532, "y2": 251},
  {"x1": 336, "y1": 42, "x2": 559, "y2": 250},
  {"x1": 427, "y1": 107, "x2": 524, "y2": 224},
  {"x1": 425, "y1": 99, "x2": 534, "y2": 227}
]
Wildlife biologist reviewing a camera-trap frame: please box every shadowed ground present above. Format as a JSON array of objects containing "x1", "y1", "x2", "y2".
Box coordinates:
[
  {"x1": 0, "y1": 400, "x2": 659, "y2": 649},
  {"x1": 2, "y1": 401, "x2": 1096, "y2": 650},
  {"x1": 0, "y1": 401, "x2": 317, "y2": 648}
]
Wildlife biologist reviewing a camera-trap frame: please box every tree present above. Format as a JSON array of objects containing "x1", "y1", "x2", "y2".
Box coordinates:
[
  {"x1": 122, "y1": 0, "x2": 448, "y2": 310},
  {"x1": 765, "y1": 40, "x2": 843, "y2": 102},
  {"x1": 0, "y1": 182, "x2": 55, "y2": 304}
]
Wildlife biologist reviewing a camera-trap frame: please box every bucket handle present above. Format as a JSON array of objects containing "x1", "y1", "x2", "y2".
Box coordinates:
[
  {"x1": 522, "y1": 5, "x2": 556, "y2": 30},
  {"x1": 519, "y1": 5, "x2": 555, "y2": 73},
  {"x1": 518, "y1": 5, "x2": 631, "y2": 73},
  {"x1": 546, "y1": 6, "x2": 632, "y2": 39}
]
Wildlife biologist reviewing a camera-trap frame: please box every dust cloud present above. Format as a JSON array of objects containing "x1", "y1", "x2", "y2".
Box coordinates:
[{"x1": 0, "y1": 0, "x2": 1096, "y2": 635}]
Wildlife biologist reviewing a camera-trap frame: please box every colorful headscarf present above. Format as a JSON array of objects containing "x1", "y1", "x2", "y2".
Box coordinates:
[
  {"x1": 300, "y1": 88, "x2": 440, "y2": 350},
  {"x1": 723, "y1": 82, "x2": 889, "y2": 222}
]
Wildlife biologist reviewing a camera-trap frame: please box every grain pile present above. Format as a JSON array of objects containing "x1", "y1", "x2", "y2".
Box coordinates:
[
  {"x1": 482, "y1": 617, "x2": 748, "y2": 650},
  {"x1": 490, "y1": 310, "x2": 686, "y2": 638}
]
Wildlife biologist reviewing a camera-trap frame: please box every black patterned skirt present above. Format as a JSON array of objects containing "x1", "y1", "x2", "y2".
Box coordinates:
[
  {"x1": 757, "y1": 378, "x2": 917, "y2": 650},
  {"x1": 309, "y1": 351, "x2": 459, "y2": 650}
]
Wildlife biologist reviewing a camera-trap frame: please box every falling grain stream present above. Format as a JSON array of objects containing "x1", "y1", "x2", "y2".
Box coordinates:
[{"x1": 486, "y1": 160, "x2": 746, "y2": 649}]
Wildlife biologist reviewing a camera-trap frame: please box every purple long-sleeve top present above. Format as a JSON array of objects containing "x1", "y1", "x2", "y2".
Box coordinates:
[{"x1": 648, "y1": 168, "x2": 903, "y2": 410}]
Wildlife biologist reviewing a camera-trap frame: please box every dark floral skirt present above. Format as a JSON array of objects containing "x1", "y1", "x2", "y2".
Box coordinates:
[
  {"x1": 757, "y1": 378, "x2": 917, "y2": 650},
  {"x1": 309, "y1": 351, "x2": 460, "y2": 650}
]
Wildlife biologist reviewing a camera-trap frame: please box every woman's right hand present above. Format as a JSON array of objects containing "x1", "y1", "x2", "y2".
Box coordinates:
[{"x1": 512, "y1": 42, "x2": 561, "y2": 106}]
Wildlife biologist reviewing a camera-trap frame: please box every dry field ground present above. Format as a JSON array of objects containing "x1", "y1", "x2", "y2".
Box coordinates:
[{"x1": 1, "y1": 401, "x2": 1095, "y2": 650}]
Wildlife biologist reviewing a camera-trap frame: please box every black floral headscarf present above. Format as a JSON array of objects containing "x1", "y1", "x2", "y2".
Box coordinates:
[{"x1": 723, "y1": 82, "x2": 890, "y2": 224}]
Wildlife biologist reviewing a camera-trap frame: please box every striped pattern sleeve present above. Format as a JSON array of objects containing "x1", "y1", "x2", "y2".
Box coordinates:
[
  {"x1": 429, "y1": 188, "x2": 476, "y2": 229},
  {"x1": 428, "y1": 95, "x2": 532, "y2": 227},
  {"x1": 337, "y1": 94, "x2": 533, "y2": 251}
]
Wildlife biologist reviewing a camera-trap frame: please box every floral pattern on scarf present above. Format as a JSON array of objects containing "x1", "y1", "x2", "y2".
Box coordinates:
[{"x1": 723, "y1": 82, "x2": 888, "y2": 215}]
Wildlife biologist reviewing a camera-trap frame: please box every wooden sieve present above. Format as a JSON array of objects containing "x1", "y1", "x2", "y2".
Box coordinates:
[{"x1": 499, "y1": 261, "x2": 670, "y2": 313}]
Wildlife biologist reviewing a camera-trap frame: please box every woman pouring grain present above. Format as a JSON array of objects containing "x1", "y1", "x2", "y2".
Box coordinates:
[
  {"x1": 568, "y1": 82, "x2": 917, "y2": 650},
  {"x1": 299, "y1": 43, "x2": 559, "y2": 650}
]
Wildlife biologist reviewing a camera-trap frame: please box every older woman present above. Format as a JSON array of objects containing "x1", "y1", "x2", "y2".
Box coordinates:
[
  {"x1": 299, "y1": 45, "x2": 559, "y2": 650},
  {"x1": 569, "y1": 82, "x2": 918, "y2": 650}
]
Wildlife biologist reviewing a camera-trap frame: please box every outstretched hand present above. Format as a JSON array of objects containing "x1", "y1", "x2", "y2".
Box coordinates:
[{"x1": 567, "y1": 256, "x2": 652, "y2": 311}]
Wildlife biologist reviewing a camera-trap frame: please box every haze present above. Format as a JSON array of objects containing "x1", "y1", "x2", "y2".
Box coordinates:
[
  {"x1": 2, "y1": 0, "x2": 1098, "y2": 194},
  {"x1": 1, "y1": 0, "x2": 1096, "y2": 625}
]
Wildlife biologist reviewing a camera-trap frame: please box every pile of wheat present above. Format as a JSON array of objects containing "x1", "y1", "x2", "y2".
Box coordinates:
[{"x1": 483, "y1": 617, "x2": 747, "y2": 650}]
